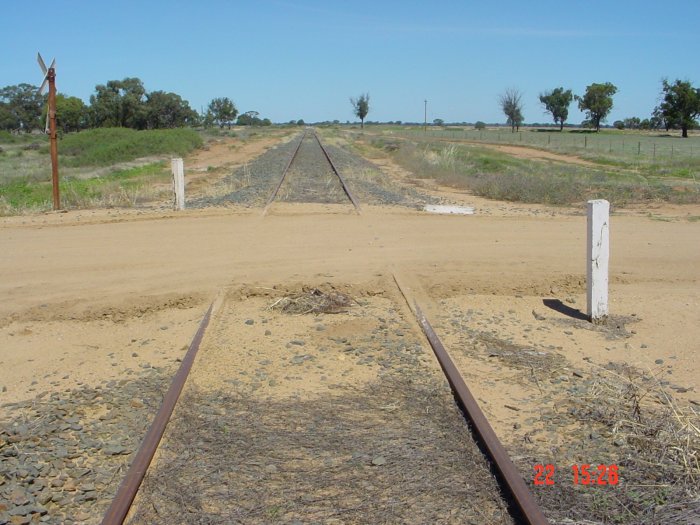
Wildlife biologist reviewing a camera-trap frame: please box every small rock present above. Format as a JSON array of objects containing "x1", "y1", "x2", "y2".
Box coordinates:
[
  {"x1": 289, "y1": 340, "x2": 305, "y2": 346},
  {"x1": 10, "y1": 491, "x2": 30, "y2": 506},
  {"x1": 245, "y1": 319, "x2": 254, "y2": 325},
  {"x1": 532, "y1": 310, "x2": 545, "y2": 321},
  {"x1": 655, "y1": 359, "x2": 664, "y2": 365},
  {"x1": 371, "y1": 456, "x2": 386, "y2": 466},
  {"x1": 103, "y1": 444, "x2": 129, "y2": 456},
  {"x1": 264, "y1": 330, "x2": 272, "y2": 336}
]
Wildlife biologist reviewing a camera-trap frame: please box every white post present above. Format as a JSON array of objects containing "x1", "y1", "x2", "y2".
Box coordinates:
[
  {"x1": 171, "y1": 158, "x2": 185, "y2": 210},
  {"x1": 587, "y1": 199, "x2": 609, "y2": 323}
]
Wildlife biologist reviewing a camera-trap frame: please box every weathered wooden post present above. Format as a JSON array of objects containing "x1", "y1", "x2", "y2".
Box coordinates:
[
  {"x1": 171, "y1": 158, "x2": 185, "y2": 210},
  {"x1": 37, "y1": 53, "x2": 60, "y2": 210},
  {"x1": 587, "y1": 199, "x2": 610, "y2": 323}
]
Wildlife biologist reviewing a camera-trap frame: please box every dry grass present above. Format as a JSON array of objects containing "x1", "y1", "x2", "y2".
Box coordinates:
[
  {"x1": 269, "y1": 287, "x2": 355, "y2": 314},
  {"x1": 575, "y1": 363, "x2": 700, "y2": 488},
  {"x1": 131, "y1": 378, "x2": 515, "y2": 524},
  {"x1": 361, "y1": 137, "x2": 700, "y2": 206},
  {"x1": 527, "y1": 362, "x2": 700, "y2": 524}
]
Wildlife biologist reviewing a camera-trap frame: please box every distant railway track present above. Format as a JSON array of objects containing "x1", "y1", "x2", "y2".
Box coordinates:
[
  {"x1": 100, "y1": 278, "x2": 549, "y2": 524},
  {"x1": 263, "y1": 129, "x2": 361, "y2": 214}
]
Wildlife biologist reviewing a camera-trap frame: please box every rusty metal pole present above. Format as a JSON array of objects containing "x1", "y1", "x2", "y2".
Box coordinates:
[{"x1": 47, "y1": 68, "x2": 60, "y2": 210}]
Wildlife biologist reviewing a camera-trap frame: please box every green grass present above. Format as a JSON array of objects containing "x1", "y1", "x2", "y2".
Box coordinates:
[
  {"x1": 0, "y1": 131, "x2": 47, "y2": 145},
  {"x1": 60, "y1": 127, "x2": 203, "y2": 167},
  {"x1": 0, "y1": 162, "x2": 170, "y2": 214}
]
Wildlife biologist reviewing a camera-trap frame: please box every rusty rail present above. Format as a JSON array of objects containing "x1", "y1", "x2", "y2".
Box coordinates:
[
  {"x1": 312, "y1": 131, "x2": 361, "y2": 213},
  {"x1": 101, "y1": 301, "x2": 215, "y2": 525},
  {"x1": 393, "y1": 277, "x2": 549, "y2": 525},
  {"x1": 262, "y1": 131, "x2": 307, "y2": 215}
]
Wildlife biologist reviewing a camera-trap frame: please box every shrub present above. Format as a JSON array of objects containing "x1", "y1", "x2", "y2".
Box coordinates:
[
  {"x1": 60, "y1": 128, "x2": 203, "y2": 167},
  {"x1": 474, "y1": 121, "x2": 486, "y2": 130}
]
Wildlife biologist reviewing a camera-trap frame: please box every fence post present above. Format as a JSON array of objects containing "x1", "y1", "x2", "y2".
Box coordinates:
[
  {"x1": 171, "y1": 158, "x2": 185, "y2": 210},
  {"x1": 584, "y1": 136, "x2": 587, "y2": 148},
  {"x1": 587, "y1": 199, "x2": 610, "y2": 324},
  {"x1": 638, "y1": 142, "x2": 641, "y2": 155}
]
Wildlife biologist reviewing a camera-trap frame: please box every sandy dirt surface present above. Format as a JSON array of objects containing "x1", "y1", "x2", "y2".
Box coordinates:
[
  {"x1": 1, "y1": 132, "x2": 699, "y2": 522},
  {"x1": 2, "y1": 201, "x2": 698, "y2": 408}
]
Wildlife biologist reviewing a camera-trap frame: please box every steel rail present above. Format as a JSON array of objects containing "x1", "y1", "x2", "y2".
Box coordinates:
[
  {"x1": 312, "y1": 131, "x2": 362, "y2": 213},
  {"x1": 101, "y1": 301, "x2": 215, "y2": 525},
  {"x1": 262, "y1": 131, "x2": 307, "y2": 215},
  {"x1": 393, "y1": 277, "x2": 549, "y2": 525}
]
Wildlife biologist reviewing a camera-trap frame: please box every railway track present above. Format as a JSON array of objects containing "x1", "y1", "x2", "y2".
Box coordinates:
[
  {"x1": 99, "y1": 134, "x2": 547, "y2": 523},
  {"x1": 263, "y1": 130, "x2": 361, "y2": 214},
  {"x1": 101, "y1": 280, "x2": 548, "y2": 524}
]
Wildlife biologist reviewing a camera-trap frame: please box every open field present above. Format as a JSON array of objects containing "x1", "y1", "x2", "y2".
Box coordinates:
[
  {"x1": 376, "y1": 125, "x2": 700, "y2": 164},
  {"x1": 362, "y1": 126, "x2": 700, "y2": 185},
  {"x1": 1, "y1": 128, "x2": 699, "y2": 523},
  {"x1": 339, "y1": 127, "x2": 700, "y2": 207}
]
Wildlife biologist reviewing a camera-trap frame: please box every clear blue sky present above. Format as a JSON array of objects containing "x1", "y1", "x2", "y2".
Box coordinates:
[{"x1": 3, "y1": 1, "x2": 698, "y2": 124}]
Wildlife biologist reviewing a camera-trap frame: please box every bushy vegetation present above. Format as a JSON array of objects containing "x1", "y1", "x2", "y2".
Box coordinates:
[{"x1": 59, "y1": 128, "x2": 202, "y2": 167}]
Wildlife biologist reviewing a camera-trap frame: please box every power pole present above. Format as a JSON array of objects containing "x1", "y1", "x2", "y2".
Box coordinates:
[
  {"x1": 38, "y1": 53, "x2": 60, "y2": 210},
  {"x1": 424, "y1": 99, "x2": 427, "y2": 133}
]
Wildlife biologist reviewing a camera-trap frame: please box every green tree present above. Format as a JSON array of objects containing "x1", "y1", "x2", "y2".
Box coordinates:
[
  {"x1": 350, "y1": 93, "x2": 370, "y2": 128},
  {"x1": 474, "y1": 121, "x2": 486, "y2": 130},
  {"x1": 575, "y1": 82, "x2": 617, "y2": 132},
  {"x1": 433, "y1": 118, "x2": 444, "y2": 126},
  {"x1": 650, "y1": 107, "x2": 669, "y2": 131},
  {"x1": 237, "y1": 110, "x2": 261, "y2": 126},
  {"x1": 656, "y1": 79, "x2": 700, "y2": 138},
  {"x1": 55, "y1": 94, "x2": 87, "y2": 133},
  {"x1": 499, "y1": 88, "x2": 524, "y2": 132},
  {"x1": 89, "y1": 78, "x2": 147, "y2": 129},
  {"x1": 0, "y1": 102, "x2": 20, "y2": 131},
  {"x1": 0, "y1": 83, "x2": 45, "y2": 132},
  {"x1": 207, "y1": 97, "x2": 238, "y2": 129},
  {"x1": 539, "y1": 87, "x2": 573, "y2": 130},
  {"x1": 623, "y1": 117, "x2": 641, "y2": 130},
  {"x1": 145, "y1": 91, "x2": 197, "y2": 129}
]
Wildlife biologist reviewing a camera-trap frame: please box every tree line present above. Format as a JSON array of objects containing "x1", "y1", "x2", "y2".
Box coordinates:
[
  {"x1": 0, "y1": 78, "x2": 270, "y2": 134},
  {"x1": 501, "y1": 78, "x2": 700, "y2": 138}
]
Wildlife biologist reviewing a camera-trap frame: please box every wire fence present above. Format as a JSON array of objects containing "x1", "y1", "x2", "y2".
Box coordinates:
[{"x1": 393, "y1": 128, "x2": 700, "y2": 163}]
